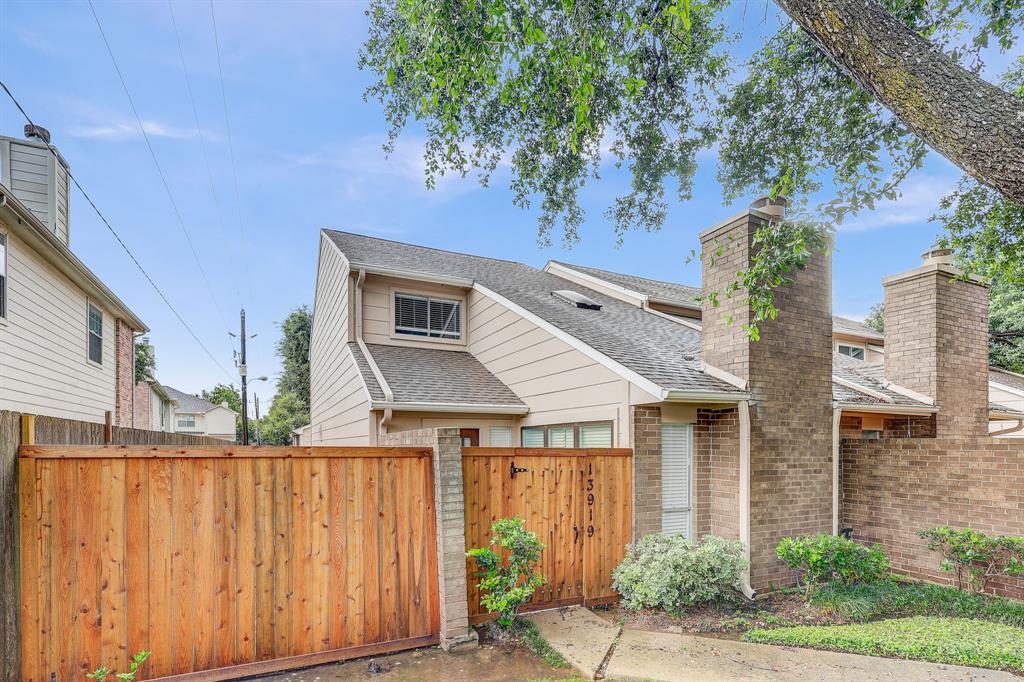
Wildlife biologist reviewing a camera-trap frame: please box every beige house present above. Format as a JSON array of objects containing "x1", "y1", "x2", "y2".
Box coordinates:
[
  {"x1": 160, "y1": 385, "x2": 238, "y2": 442},
  {"x1": 0, "y1": 127, "x2": 147, "y2": 425}
]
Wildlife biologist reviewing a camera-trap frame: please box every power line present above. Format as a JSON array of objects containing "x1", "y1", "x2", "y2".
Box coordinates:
[
  {"x1": 87, "y1": 0, "x2": 233, "y2": 338},
  {"x1": 209, "y1": 0, "x2": 253, "y2": 298},
  {"x1": 166, "y1": 0, "x2": 241, "y2": 306},
  {"x1": 0, "y1": 79, "x2": 235, "y2": 383}
]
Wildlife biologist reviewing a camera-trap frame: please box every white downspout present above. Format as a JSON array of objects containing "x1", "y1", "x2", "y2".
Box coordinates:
[
  {"x1": 354, "y1": 269, "x2": 394, "y2": 433},
  {"x1": 832, "y1": 407, "x2": 842, "y2": 535},
  {"x1": 739, "y1": 400, "x2": 755, "y2": 599}
]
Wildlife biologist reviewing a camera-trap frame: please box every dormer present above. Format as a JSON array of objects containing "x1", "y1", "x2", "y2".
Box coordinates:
[{"x1": 0, "y1": 125, "x2": 71, "y2": 246}]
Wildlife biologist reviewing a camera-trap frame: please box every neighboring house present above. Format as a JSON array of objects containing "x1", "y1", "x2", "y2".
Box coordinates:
[
  {"x1": 310, "y1": 196, "x2": 1023, "y2": 592},
  {"x1": 0, "y1": 126, "x2": 147, "y2": 425},
  {"x1": 160, "y1": 385, "x2": 238, "y2": 442},
  {"x1": 132, "y1": 379, "x2": 175, "y2": 432}
]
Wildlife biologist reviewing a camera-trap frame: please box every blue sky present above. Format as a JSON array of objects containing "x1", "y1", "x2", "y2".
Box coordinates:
[{"x1": 0, "y1": 1, "x2": 1014, "y2": 402}]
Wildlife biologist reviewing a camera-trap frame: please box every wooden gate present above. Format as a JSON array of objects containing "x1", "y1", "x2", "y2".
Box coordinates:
[
  {"x1": 462, "y1": 448, "x2": 632, "y2": 622},
  {"x1": 18, "y1": 445, "x2": 439, "y2": 681}
]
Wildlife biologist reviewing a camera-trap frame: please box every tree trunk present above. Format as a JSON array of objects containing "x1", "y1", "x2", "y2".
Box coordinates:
[{"x1": 774, "y1": 0, "x2": 1024, "y2": 205}]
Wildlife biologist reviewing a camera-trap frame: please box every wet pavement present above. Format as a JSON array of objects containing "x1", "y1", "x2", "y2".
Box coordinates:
[{"x1": 254, "y1": 641, "x2": 577, "y2": 681}]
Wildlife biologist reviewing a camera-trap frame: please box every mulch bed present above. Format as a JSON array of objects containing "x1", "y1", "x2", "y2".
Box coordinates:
[{"x1": 596, "y1": 591, "x2": 846, "y2": 635}]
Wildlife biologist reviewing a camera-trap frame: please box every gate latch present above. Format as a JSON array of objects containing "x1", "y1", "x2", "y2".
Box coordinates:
[{"x1": 509, "y1": 461, "x2": 529, "y2": 479}]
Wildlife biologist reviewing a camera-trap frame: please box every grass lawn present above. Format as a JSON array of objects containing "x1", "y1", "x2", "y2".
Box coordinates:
[
  {"x1": 745, "y1": 616, "x2": 1024, "y2": 672},
  {"x1": 810, "y1": 581, "x2": 1024, "y2": 627}
]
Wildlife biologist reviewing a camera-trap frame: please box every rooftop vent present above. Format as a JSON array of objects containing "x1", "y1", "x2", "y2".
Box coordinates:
[{"x1": 552, "y1": 290, "x2": 602, "y2": 310}]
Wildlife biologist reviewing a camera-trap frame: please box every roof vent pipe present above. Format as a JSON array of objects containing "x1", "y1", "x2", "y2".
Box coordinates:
[
  {"x1": 24, "y1": 124, "x2": 51, "y2": 144},
  {"x1": 749, "y1": 195, "x2": 786, "y2": 219}
]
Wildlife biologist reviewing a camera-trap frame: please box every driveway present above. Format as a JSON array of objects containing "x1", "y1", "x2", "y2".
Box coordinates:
[{"x1": 526, "y1": 606, "x2": 1018, "y2": 681}]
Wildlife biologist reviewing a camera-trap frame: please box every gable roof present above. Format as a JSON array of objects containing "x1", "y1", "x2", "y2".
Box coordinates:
[
  {"x1": 325, "y1": 230, "x2": 744, "y2": 398},
  {"x1": 550, "y1": 261, "x2": 701, "y2": 308},
  {"x1": 351, "y1": 342, "x2": 527, "y2": 410},
  {"x1": 833, "y1": 315, "x2": 884, "y2": 341},
  {"x1": 162, "y1": 385, "x2": 236, "y2": 414}
]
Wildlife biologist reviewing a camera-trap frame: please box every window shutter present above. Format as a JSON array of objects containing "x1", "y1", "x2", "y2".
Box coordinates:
[
  {"x1": 521, "y1": 427, "x2": 545, "y2": 447},
  {"x1": 395, "y1": 294, "x2": 429, "y2": 334},
  {"x1": 661, "y1": 424, "x2": 693, "y2": 538},
  {"x1": 579, "y1": 423, "x2": 612, "y2": 448},
  {"x1": 429, "y1": 298, "x2": 461, "y2": 337},
  {"x1": 488, "y1": 426, "x2": 513, "y2": 447}
]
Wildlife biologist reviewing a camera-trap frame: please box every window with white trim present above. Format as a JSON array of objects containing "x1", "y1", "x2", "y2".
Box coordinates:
[
  {"x1": 394, "y1": 292, "x2": 462, "y2": 340},
  {"x1": 837, "y1": 344, "x2": 865, "y2": 360},
  {"x1": 177, "y1": 414, "x2": 197, "y2": 429},
  {"x1": 87, "y1": 303, "x2": 103, "y2": 364},
  {"x1": 520, "y1": 421, "x2": 612, "y2": 448},
  {"x1": 0, "y1": 232, "x2": 6, "y2": 320},
  {"x1": 488, "y1": 426, "x2": 513, "y2": 447}
]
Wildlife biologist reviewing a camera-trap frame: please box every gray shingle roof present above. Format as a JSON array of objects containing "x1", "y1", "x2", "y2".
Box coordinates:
[
  {"x1": 831, "y1": 354, "x2": 932, "y2": 407},
  {"x1": 352, "y1": 342, "x2": 526, "y2": 407},
  {"x1": 552, "y1": 261, "x2": 702, "y2": 308},
  {"x1": 991, "y1": 367, "x2": 1024, "y2": 393},
  {"x1": 162, "y1": 385, "x2": 224, "y2": 413},
  {"x1": 347, "y1": 342, "x2": 386, "y2": 401},
  {"x1": 833, "y1": 315, "x2": 884, "y2": 340},
  {"x1": 326, "y1": 231, "x2": 742, "y2": 396}
]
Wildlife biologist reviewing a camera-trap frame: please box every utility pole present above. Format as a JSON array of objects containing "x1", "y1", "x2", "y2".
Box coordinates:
[{"x1": 239, "y1": 308, "x2": 250, "y2": 445}]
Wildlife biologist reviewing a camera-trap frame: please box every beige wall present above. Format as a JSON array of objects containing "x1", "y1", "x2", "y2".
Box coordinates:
[
  {"x1": 990, "y1": 384, "x2": 1024, "y2": 438},
  {"x1": 0, "y1": 222, "x2": 117, "y2": 423},
  {"x1": 362, "y1": 274, "x2": 470, "y2": 350},
  {"x1": 310, "y1": 235, "x2": 372, "y2": 445}
]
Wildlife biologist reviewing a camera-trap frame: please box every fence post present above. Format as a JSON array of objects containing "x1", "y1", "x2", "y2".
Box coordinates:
[
  {"x1": 20, "y1": 415, "x2": 34, "y2": 446},
  {"x1": 103, "y1": 411, "x2": 112, "y2": 444}
]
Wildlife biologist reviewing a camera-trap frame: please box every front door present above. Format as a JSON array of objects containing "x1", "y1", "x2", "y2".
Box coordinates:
[{"x1": 459, "y1": 428, "x2": 480, "y2": 447}]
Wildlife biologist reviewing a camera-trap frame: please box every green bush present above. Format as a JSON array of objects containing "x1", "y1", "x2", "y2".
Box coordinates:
[
  {"x1": 810, "y1": 581, "x2": 1024, "y2": 627},
  {"x1": 612, "y1": 534, "x2": 747, "y2": 612},
  {"x1": 917, "y1": 526, "x2": 1024, "y2": 593},
  {"x1": 87, "y1": 651, "x2": 150, "y2": 682},
  {"x1": 776, "y1": 534, "x2": 891, "y2": 587},
  {"x1": 467, "y1": 517, "x2": 546, "y2": 626},
  {"x1": 745, "y1": 617, "x2": 1024, "y2": 672}
]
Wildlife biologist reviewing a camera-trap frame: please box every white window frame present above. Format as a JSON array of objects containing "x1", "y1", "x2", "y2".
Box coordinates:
[
  {"x1": 661, "y1": 423, "x2": 694, "y2": 539},
  {"x1": 389, "y1": 287, "x2": 466, "y2": 345},
  {"x1": 520, "y1": 421, "x2": 613, "y2": 448},
  {"x1": 177, "y1": 414, "x2": 197, "y2": 429},
  {"x1": 0, "y1": 228, "x2": 7, "y2": 323},
  {"x1": 86, "y1": 301, "x2": 103, "y2": 366},
  {"x1": 487, "y1": 426, "x2": 513, "y2": 447},
  {"x1": 837, "y1": 343, "x2": 866, "y2": 361}
]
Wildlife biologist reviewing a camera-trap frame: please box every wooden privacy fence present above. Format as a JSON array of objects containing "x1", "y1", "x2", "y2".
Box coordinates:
[
  {"x1": 462, "y1": 448, "x2": 632, "y2": 623},
  {"x1": 18, "y1": 443, "x2": 439, "y2": 682}
]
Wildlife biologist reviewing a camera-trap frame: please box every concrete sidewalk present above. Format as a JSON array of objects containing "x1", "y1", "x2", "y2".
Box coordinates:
[{"x1": 525, "y1": 607, "x2": 1017, "y2": 682}]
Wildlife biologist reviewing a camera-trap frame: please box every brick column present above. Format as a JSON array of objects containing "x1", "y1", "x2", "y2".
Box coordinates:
[
  {"x1": 114, "y1": 319, "x2": 135, "y2": 426},
  {"x1": 132, "y1": 382, "x2": 152, "y2": 430},
  {"x1": 632, "y1": 405, "x2": 662, "y2": 539},
  {"x1": 379, "y1": 427, "x2": 478, "y2": 650}
]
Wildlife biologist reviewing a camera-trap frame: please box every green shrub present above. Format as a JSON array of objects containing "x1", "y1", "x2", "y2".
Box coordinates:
[
  {"x1": 87, "y1": 651, "x2": 150, "y2": 682},
  {"x1": 810, "y1": 581, "x2": 1024, "y2": 627},
  {"x1": 612, "y1": 534, "x2": 747, "y2": 612},
  {"x1": 467, "y1": 517, "x2": 546, "y2": 626},
  {"x1": 776, "y1": 534, "x2": 891, "y2": 587},
  {"x1": 917, "y1": 526, "x2": 1024, "y2": 593},
  {"x1": 745, "y1": 617, "x2": 1024, "y2": 672}
]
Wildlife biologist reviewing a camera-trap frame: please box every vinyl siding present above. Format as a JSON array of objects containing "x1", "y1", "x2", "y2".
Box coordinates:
[
  {"x1": 310, "y1": 235, "x2": 370, "y2": 445},
  {"x1": 7, "y1": 143, "x2": 51, "y2": 228},
  {"x1": 0, "y1": 224, "x2": 116, "y2": 422},
  {"x1": 361, "y1": 274, "x2": 469, "y2": 350},
  {"x1": 55, "y1": 160, "x2": 70, "y2": 245},
  {"x1": 468, "y1": 288, "x2": 641, "y2": 447}
]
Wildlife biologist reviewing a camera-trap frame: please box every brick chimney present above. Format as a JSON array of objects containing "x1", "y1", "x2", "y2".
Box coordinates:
[
  {"x1": 700, "y1": 198, "x2": 834, "y2": 591},
  {"x1": 883, "y1": 246, "x2": 989, "y2": 437}
]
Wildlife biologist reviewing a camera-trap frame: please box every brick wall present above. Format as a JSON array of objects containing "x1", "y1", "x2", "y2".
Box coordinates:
[
  {"x1": 841, "y1": 436, "x2": 1024, "y2": 600},
  {"x1": 632, "y1": 405, "x2": 662, "y2": 539},
  {"x1": 113, "y1": 319, "x2": 135, "y2": 426},
  {"x1": 883, "y1": 414, "x2": 937, "y2": 438},
  {"x1": 132, "y1": 381, "x2": 152, "y2": 430},
  {"x1": 693, "y1": 408, "x2": 740, "y2": 539},
  {"x1": 379, "y1": 428, "x2": 477, "y2": 649},
  {"x1": 701, "y1": 209, "x2": 834, "y2": 591},
  {"x1": 883, "y1": 261, "x2": 989, "y2": 437}
]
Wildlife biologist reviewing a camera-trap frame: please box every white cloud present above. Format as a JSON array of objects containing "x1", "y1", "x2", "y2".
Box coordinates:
[
  {"x1": 69, "y1": 120, "x2": 211, "y2": 141},
  {"x1": 837, "y1": 175, "x2": 959, "y2": 233}
]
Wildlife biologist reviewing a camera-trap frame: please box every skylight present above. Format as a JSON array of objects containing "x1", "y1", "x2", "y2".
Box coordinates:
[{"x1": 552, "y1": 290, "x2": 602, "y2": 310}]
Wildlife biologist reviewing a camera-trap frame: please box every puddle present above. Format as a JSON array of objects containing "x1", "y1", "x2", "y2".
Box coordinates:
[{"x1": 253, "y1": 641, "x2": 577, "y2": 681}]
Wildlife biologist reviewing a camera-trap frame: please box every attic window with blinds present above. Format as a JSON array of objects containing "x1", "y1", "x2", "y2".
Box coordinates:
[{"x1": 394, "y1": 292, "x2": 462, "y2": 340}]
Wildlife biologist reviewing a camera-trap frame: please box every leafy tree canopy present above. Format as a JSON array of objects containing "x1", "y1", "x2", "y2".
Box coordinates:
[
  {"x1": 275, "y1": 306, "x2": 312, "y2": 412},
  {"x1": 134, "y1": 341, "x2": 156, "y2": 385},
  {"x1": 360, "y1": 0, "x2": 1024, "y2": 334},
  {"x1": 259, "y1": 392, "x2": 309, "y2": 446},
  {"x1": 989, "y1": 279, "x2": 1024, "y2": 374},
  {"x1": 863, "y1": 303, "x2": 885, "y2": 334}
]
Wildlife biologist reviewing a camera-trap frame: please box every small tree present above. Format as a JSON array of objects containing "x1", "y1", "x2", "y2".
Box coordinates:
[
  {"x1": 918, "y1": 527, "x2": 1024, "y2": 593},
  {"x1": 467, "y1": 518, "x2": 546, "y2": 626},
  {"x1": 134, "y1": 341, "x2": 156, "y2": 384}
]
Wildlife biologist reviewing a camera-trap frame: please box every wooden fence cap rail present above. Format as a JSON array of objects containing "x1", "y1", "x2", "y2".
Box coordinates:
[
  {"x1": 462, "y1": 447, "x2": 633, "y2": 457},
  {"x1": 18, "y1": 444, "x2": 434, "y2": 459}
]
